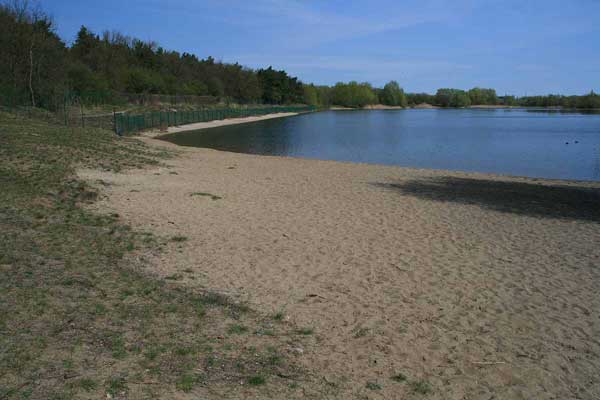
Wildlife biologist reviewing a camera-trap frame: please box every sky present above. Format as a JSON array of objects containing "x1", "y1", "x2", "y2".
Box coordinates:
[{"x1": 44, "y1": 0, "x2": 600, "y2": 95}]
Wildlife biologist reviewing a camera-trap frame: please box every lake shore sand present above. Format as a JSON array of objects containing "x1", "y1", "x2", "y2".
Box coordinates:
[
  {"x1": 140, "y1": 111, "x2": 299, "y2": 138},
  {"x1": 80, "y1": 138, "x2": 600, "y2": 399}
]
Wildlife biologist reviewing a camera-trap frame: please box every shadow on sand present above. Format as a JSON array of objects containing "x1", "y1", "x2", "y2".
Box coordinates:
[{"x1": 372, "y1": 177, "x2": 600, "y2": 222}]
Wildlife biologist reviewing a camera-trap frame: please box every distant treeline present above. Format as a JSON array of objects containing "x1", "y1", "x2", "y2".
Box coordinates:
[
  {"x1": 304, "y1": 85, "x2": 600, "y2": 109},
  {"x1": 0, "y1": 1, "x2": 303, "y2": 110},
  {"x1": 1, "y1": 1, "x2": 598, "y2": 112},
  {"x1": 405, "y1": 89, "x2": 600, "y2": 109}
]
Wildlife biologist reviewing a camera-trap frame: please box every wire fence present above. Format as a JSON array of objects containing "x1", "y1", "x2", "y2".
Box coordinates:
[
  {"x1": 114, "y1": 106, "x2": 316, "y2": 135},
  {"x1": 1, "y1": 102, "x2": 316, "y2": 136}
]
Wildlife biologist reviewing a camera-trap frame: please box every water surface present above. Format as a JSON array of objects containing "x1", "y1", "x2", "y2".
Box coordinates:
[{"x1": 161, "y1": 109, "x2": 600, "y2": 181}]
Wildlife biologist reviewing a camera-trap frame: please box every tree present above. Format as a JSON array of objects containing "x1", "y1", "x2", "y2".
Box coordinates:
[
  {"x1": 468, "y1": 87, "x2": 498, "y2": 105},
  {"x1": 331, "y1": 81, "x2": 377, "y2": 107},
  {"x1": 435, "y1": 88, "x2": 471, "y2": 107},
  {"x1": 0, "y1": 1, "x2": 67, "y2": 109},
  {"x1": 381, "y1": 81, "x2": 407, "y2": 107},
  {"x1": 303, "y1": 84, "x2": 319, "y2": 106}
]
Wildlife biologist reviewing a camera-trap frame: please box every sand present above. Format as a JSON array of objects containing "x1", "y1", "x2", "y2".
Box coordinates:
[
  {"x1": 80, "y1": 130, "x2": 600, "y2": 399},
  {"x1": 139, "y1": 112, "x2": 299, "y2": 138}
]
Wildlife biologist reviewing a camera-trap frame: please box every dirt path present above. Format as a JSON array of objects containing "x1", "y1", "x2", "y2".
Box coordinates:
[{"x1": 80, "y1": 138, "x2": 600, "y2": 399}]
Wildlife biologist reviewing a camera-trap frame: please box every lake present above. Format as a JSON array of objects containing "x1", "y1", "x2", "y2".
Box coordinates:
[{"x1": 160, "y1": 109, "x2": 600, "y2": 181}]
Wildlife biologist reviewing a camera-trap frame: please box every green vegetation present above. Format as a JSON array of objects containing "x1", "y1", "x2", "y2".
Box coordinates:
[
  {"x1": 248, "y1": 375, "x2": 266, "y2": 386},
  {"x1": 391, "y1": 373, "x2": 407, "y2": 383},
  {"x1": 1, "y1": 0, "x2": 596, "y2": 116},
  {"x1": 365, "y1": 381, "x2": 382, "y2": 390},
  {"x1": 331, "y1": 81, "x2": 379, "y2": 107},
  {"x1": 296, "y1": 327, "x2": 315, "y2": 335},
  {"x1": 227, "y1": 324, "x2": 249, "y2": 334},
  {"x1": 435, "y1": 88, "x2": 472, "y2": 108},
  {"x1": 380, "y1": 81, "x2": 408, "y2": 107},
  {"x1": 0, "y1": 112, "x2": 309, "y2": 399},
  {"x1": 170, "y1": 235, "x2": 188, "y2": 242},
  {"x1": 0, "y1": 2, "x2": 303, "y2": 109},
  {"x1": 410, "y1": 379, "x2": 433, "y2": 395},
  {"x1": 272, "y1": 311, "x2": 285, "y2": 321}
]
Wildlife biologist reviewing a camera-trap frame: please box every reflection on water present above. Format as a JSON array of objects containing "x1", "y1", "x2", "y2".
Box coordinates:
[{"x1": 160, "y1": 109, "x2": 600, "y2": 181}]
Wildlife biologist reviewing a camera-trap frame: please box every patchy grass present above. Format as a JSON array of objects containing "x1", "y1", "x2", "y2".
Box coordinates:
[
  {"x1": 190, "y1": 192, "x2": 222, "y2": 200},
  {"x1": 365, "y1": 381, "x2": 382, "y2": 390},
  {"x1": 227, "y1": 324, "x2": 248, "y2": 335},
  {"x1": 170, "y1": 235, "x2": 188, "y2": 242},
  {"x1": 296, "y1": 327, "x2": 315, "y2": 335},
  {"x1": 272, "y1": 311, "x2": 285, "y2": 321},
  {"x1": 353, "y1": 327, "x2": 370, "y2": 338},
  {"x1": 0, "y1": 113, "x2": 313, "y2": 399},
  {"x1": 248, "y1": 375, "x2": 266, "y2": 386},
  {"x1": 74, "y1": 378, "x2": 97, "y2": 392},
  {"x1": 410, "y1": 379, "x2": 433, "y2": 395},
  {"x1": 391, "y1": 373, "x2": 407, "y2": 383}
]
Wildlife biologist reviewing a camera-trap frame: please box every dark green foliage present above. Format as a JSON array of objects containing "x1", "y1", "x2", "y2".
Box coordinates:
[
  {"x1": 435, "y1": 88, "x2": 472, "y2": 107},
  {"x1": 380, "y1": 81, "x2": 407, "y2": 107},
  {"x1": 0, "y1": 1, "x2": 67, "y2": 110},
  {"x1": 468, "y1": 87, "x2": 498, "y2": 105},
  {"x1": 515, "y1": 90, "x2": 600, "y2": 108},
  {"x1": 0, "y1": 2, "x2": 304, "y2": 109},
  {"x1": 248, "y1": 375, "x2": 266, "y2": 385},
  {"x1": 406, "y1": 92, "x2": 436, "y2": 106},
  {"x1": 331, "y1": 81, "x2": 378, "y2": 107},
  {"x1": 257, "y1": 66, "x2": 304, "y2": 104}
]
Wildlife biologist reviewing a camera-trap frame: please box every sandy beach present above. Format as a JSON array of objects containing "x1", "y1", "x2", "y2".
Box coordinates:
[
  {"x1": 80, "y1": 125, "x2": 600, "y2": 399},
  {"x1": 140, "y1": 112, "x2": 299, "y2": 138}
]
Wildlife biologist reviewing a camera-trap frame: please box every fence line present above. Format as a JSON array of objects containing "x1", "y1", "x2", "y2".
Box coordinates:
[{"x1": 114, "y1": 106, "x2": 316, "y2": 135}]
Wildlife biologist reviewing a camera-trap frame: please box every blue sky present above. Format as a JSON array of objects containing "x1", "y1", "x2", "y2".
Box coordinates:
[{"x1": 45, "y1": 0, "x2": 600, "y2": 95}]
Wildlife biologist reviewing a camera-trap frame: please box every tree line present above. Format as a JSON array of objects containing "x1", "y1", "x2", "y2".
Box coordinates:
[
  {"x1": 0, "y1": 1, "x2": 304, "y2": 110},
  {"x1": 1, "y1": 1, "x2": 598, "y2": 111}
]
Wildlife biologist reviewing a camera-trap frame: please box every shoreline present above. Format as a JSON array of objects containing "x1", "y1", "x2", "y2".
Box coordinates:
[
  {"x1": 141, "y1": 111, "x2": 299, "y2": 138},
  {"x1": 80, "y1": 138, "x2": 600, "y2": 399},
  {"x1": 138, "y1": 105, "x2": 599, "y2": 140}
]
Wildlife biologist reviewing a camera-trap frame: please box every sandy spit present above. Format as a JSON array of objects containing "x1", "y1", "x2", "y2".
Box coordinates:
[
  {"x1": 80, "y1": 137, "x2": 600, "y2": 399},
  {"x1": 139, "y1": 112, "x2": 299, "y2": 138}
]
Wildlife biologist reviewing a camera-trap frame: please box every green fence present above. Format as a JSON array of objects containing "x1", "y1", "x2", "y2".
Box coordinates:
[{"x1": 114, "y1": 106, "x2": 316, "y2": 135}]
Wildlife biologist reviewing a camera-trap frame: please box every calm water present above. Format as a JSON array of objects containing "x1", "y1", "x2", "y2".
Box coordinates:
[{"x1": 161, "y1": 109, "x2": 600, "y2": 181}]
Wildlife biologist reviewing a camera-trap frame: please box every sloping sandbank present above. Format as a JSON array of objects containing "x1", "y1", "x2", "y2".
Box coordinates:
[
  {"x1": 140, "y1": 112, "x2": 299, "y2": 138},
  {"x1": 80, "y1": 140, "x2": 600, "y2": 400}
]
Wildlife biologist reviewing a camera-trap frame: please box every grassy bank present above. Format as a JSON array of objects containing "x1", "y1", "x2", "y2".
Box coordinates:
[{"x1": 0, "y1": 113, "x2": 314, "y2": 399}]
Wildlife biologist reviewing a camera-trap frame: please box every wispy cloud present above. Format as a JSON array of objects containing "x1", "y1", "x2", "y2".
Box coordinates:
[{"x1": 148, "y1": 0, "x2": 474, "y2": 49}]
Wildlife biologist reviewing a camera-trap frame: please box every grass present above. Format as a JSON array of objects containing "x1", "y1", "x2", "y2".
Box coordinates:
[
  {"x1": 170, "y1": 235, "x2": 188, "y2": 242},
  {"x1": 227, "y1": 324, "x2": 248, "y2": 334},
  {"x1": 75, "y1": 378, "x2": 97, "y2": 392},
  {"x1": 391, "y1": 373, "x2": 407, "y2": 383},
  {"x1": 248, "y1": 375, "x2": 266, "y2": 386},
  {"x1": 0, "y1": 112, "x2": 311, "y2": 399},
  {"x1": 295, "y1": 327, "x2": 315, "y2": 335},
  {"x1": 410, "y1": 379, "x2": 433, "y2": 395},
  {"x1": 272, "y1": 311, "x2": 285, "y2": 321},
  {"x1": 190, "y1": 192, "x2": 222, "y2": 200},
  {"x1": 353, "y1": 327, "x2": 370, "y2": 338},
  {"x1": 365, "y1": 381, "x2": 382, "y2": 390}
]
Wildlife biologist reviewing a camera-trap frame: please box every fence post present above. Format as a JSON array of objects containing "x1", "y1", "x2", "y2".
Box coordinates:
[{"x1": 113, "y1": 108, "x2": 117, "y2": 135}]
